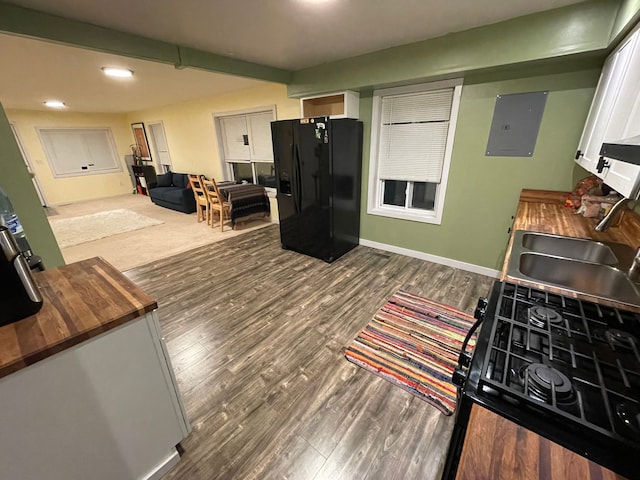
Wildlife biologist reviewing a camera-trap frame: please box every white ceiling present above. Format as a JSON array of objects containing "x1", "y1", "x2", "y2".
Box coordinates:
[
  {"x1": 0, "y1": 0, "x2": 586, "y2": 113},
  {"x1": 0, "y1": 33, "x2": 270, "y2": 113}
]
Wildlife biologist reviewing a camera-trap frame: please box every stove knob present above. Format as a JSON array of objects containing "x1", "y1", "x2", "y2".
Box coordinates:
[
  {"x1": 474, "y1": 297, "x2": 488, "y2": 320},
  {"x1": 459, "y1": 350, "x2": 473, "y2": 368},
  {"x1": 452, "y1": 368, "x2": 467, "y2": 387}
]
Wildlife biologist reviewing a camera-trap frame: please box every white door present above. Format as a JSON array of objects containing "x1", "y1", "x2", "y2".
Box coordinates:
[
  {"x1": 10, "y1": 123, "x2": 47, "y2": 206},
  {"x1": 219, "y1": 115, "x2": 251, "y2": 161},
  {"x1": 148, "y1": 122, "x2": 173, "y2": 173},
  {"x1": 247, "y1": 111, "x2": 274, "y2": 161}
]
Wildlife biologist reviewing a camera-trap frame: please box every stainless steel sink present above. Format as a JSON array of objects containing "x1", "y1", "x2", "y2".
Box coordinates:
[
  {"x1": 507, "y1": 230, "x2": 640, "y2": 308},
  {"x1": 518, "y1": 253, "x2": 640, "y2": 305},
  {"x1": 521, "y1": 232, "x2": 618, "y2": 264}
]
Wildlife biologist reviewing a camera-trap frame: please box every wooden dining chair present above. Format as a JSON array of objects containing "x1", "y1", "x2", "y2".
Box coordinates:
[
  {"x1": 188, "y1": 174, "x2": 209, "y2": 223},
  {"x1": 202, "y1": 178, "x2": 231, "y2": 232}
]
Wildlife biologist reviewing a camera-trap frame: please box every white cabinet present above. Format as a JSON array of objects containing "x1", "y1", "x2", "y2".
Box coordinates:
[
  {"x1": 0, "y1": 311, "x2": 190, "y2": 480},
  {"x1": 219, "y1": 111, "x2": 274, "y2": 162},
  {"x1": 576, "y1": 24, "x2": 640, "y2": 198},
  {"x1": 300, "y1": 90, "x2": 360, "y2": 119}
]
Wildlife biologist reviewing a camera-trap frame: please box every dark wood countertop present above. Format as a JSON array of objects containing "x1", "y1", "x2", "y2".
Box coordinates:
[
  {"x1": 456, "y1": 405, "x2": 626, "y2": 480},
  {"x1": 0, "y1": 257, "x2": 157, "y2": 379},
  {"x1": 501, "y1": 189, "x2": 640, "y2": 311},
  {"x1": 478, "y1": 189, "x2": 636, "y2": 479}
]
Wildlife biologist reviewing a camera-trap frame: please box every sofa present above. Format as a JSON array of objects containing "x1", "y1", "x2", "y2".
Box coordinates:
[{"x1": 147, "y1": 172, "x2": 196, "y2": 213}]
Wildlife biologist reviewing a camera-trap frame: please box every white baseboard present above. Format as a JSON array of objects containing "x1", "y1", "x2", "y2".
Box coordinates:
[
  {"x1": 359, "y1": 238, "x2": 500, "y2": 278},
  {"x1": 142, "y1": 449, "x2": 181, "y2": 480}
]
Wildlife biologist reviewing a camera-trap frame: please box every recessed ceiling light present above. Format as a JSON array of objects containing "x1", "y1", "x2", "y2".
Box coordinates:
[
  {"x1": 44, "y1": 100, "x2": 66, "y2": 108},
  {"x1": 102, "y1": 67, "x2": 134, "y2": 78}
]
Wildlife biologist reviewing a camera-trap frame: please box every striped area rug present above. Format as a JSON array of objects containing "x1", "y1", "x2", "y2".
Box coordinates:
[{"x1": 344, "y1": 290, "x2": 477, "y2": 415}]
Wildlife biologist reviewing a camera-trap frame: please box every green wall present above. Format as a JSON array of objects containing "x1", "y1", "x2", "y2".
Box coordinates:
[
  {"x1": 288, "y1": 0, "x2": 616, "y2": 97},
  {"x1": 0, "y1": 0, "x2": 637, "y2": 272},
  {"x1": 359, "y1": 69, "x2": 600, "y2": 270},
  {"x1": 0, "y1": 103, "x2": 64, "y2": 268},
  {"x1": 611, "y1": 0, "x2": 640, "y2": 44}
]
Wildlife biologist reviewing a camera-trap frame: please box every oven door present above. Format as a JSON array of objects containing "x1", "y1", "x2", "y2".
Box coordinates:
[{"x1": 442, "y1": 282, "x2": 503, "y2": 480}]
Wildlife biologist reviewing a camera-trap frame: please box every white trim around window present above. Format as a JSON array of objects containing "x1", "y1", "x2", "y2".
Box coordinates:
[{"x1": 367, "y1": 78, "x2": 463, "y2": 225}]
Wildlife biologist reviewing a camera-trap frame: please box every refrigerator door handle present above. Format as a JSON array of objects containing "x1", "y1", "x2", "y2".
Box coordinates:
[
  {"x1": 290, "y1": 142, "x2": 298, "y2": 212},
  {"x1": 294, "y1": 144, "x2": 303, "y2": 213}
]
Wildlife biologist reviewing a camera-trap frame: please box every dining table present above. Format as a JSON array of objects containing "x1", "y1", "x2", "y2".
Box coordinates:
[{"x1": 217, "y1": 182, "x2": 271, "y2": 225}]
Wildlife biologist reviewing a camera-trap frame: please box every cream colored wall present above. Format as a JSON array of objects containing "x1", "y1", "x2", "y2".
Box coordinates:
[
  {"x1": 125, "y1": 83, "x2": 299, "y2": 179},
  {"x1": 7, "y1": 83, "x2": 298, "y2": 218},
  {"x1": 126, "y1": 82, "x2": 299, "y2": 223},
  {"x1": 6, "y1": 109, "x2": 134, "y2": 205}
]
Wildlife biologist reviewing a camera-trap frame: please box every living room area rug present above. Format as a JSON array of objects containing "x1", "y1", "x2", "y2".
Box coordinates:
[
  {"x1": 49, "y1": 208, "x2": 164, "y2": 248},
  {"x1": 344, "y1": 290, "x2": 477, "y2": 415}
]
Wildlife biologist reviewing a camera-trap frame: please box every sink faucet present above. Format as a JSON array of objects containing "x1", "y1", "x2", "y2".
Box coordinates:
[
  {"x1": 594, "y1": 197, "x2": 632, "y2": 232},
  {"x1": 629, "y1": 248, "x2": 640, "y2": 283}
]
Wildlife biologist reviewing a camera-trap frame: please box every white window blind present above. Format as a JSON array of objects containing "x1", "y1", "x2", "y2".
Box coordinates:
[
  {"x1": 378, "y1": 88, "x2": 454, "y2": 183},
  {"x1": 38, "y1": 128, "x2": 121, "y2": 178}
]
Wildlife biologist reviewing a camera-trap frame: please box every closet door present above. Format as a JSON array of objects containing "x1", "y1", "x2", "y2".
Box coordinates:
[
  {"x1": 247, "y1": 111, "x2": 274, "y2": 161},
  {"x1": 220, "y1": 115, "x2": 250, "y2": 161},
  {"x1": 148, "y1": 122, "x2": 173, "y2": 173}
]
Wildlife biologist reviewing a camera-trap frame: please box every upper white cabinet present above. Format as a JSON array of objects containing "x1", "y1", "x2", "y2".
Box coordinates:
[
  {"x1": 219, "y1": 111, "x2": 274, "y2": 162},
  {"x1": 300, "y1": 91, "x2": 360, "y2": 119},
  {"x1": 576, "y1": 24, "x2": 640, "y2": 198}
]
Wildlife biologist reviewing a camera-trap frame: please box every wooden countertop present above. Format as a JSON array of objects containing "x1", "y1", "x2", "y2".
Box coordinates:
[
  {"x1": 501, "y1": 189, "x2": 640, "y2": 311},
  {"x1": 0, "y1": 257, "x2": 157, "y2": 380},
  {"x1": 456, "y1": 405, "x2": 625, "y2": 480},
  {"x1": 455, "y1": 189, "x2": 636, "y2": 479}
]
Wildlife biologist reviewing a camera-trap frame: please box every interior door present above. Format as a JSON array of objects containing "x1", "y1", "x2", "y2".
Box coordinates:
[
  {"x1": 148, "y1": 122, "x2": 173, "y2": 174},
  {"x1": 10, "y1": 124, "x2": 46, "y2": 206},
  {"x1": 247, "y1": 111, "x2": 274, "y2": 161},
  {"x1": 220, "y1": 115, "x2": 250, "y2": 161}
]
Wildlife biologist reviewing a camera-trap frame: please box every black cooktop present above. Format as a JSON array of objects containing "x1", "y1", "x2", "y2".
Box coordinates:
[{"x1": 465, "y1": 282, "x2": 640, "y2": 479}]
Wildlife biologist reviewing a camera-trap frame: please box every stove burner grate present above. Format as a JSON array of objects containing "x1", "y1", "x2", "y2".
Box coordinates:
[
  {"x1": 605, "y1": 329, "x2": 637, "y2": 349},
  {"x1": 529, "y1": 305, "x2": 563, "y2": 329},
  {"x1": 524, "y1": 363, "x2": 575, "y2": 404}
]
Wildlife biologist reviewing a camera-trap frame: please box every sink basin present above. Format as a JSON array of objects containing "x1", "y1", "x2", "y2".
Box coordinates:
[
  {"x1": 506, "y1": 230, "x2": 640, "y2": 308},
  {"x1": 518, "y1": 253, "x2": 640, "y2": 305},
  {"x1": 521, "y1": 232, "x2": 618, "y2": 264}
]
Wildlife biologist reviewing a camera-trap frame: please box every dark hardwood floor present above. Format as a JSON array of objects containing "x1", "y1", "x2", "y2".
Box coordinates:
[{"x1": 125, "y1": 225, "x2": 495, "y2": 480}]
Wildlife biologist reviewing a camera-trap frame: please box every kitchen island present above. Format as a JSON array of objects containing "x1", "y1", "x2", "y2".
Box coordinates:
[
  {"x1": 451, "y1": 189, "x2": 637, "y2": 480},
  {"x1": 0, "y1": 257, "x2": 190, "y2": 480}
]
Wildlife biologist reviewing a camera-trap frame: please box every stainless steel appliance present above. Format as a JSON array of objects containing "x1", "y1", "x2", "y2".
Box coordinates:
[
  {"x1": 0, "y1": 226, "x2": 43, "y2": 325},
  {"x1": 271, "y1": 117, "x2": 363, "y2": 263},
  {"x1": 444, "y1": 281, "x2": 640, "y2": 479}
]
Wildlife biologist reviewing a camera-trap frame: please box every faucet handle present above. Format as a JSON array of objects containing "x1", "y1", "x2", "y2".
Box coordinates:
[{"x1": 629, "y1": 248, "x2": 640, "y2": 282}]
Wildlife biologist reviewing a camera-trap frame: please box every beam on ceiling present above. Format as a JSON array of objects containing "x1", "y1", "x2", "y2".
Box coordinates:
[{"x1": 0, "y1": 2, "x2": 291, "y2": 84}]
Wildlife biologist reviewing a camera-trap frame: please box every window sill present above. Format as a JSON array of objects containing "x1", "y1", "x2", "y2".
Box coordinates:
[{"x1": 367, "y1": 206, "x2": 442, "y2": 225}]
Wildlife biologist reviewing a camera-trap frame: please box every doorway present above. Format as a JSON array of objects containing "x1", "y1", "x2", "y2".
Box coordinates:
[
  {"x1": 147, "y1": 121, "x2": 173, "y2": 174},
  {"x1": 10, "y1": 123, "x2": 47, "y2": 206}
]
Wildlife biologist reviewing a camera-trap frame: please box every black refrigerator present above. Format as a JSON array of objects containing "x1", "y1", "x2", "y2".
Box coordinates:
[{"x1": 271, "y1": 117, "x2": 363, "y2": 263}]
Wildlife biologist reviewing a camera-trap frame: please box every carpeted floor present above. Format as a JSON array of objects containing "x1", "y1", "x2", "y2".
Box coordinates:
[
  {"x1": 344, "y1": 290, "x2": 477, "y2": 415},
  {"x1": 48, "y1": 194, "x2": 274, "y2": 271},
  {"x1": 49, "y1": 208, "x2": 163, "y2": 248}
]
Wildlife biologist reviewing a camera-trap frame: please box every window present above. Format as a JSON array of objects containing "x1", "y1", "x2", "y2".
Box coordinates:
[
  {"x1": 367, "y1": 79, "x2": 463, "y2": 224},
  {"x1": 38, "y1": 128, "x2": 122, "y2": 178},
  {"x1": 215, "y1": 108, "x2": 276, "y2": 189}
]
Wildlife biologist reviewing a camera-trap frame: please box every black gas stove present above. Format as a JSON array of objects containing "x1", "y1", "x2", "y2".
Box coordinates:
[{"x1": 444, "y1": 281, "x2": 640, "y2": 480}]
